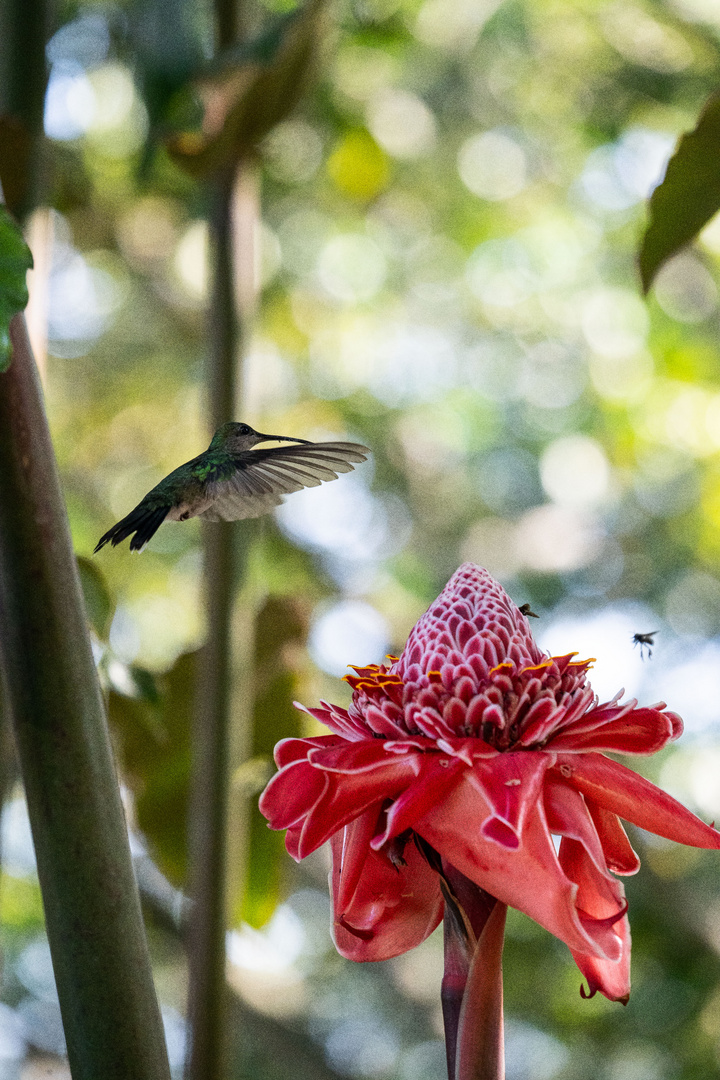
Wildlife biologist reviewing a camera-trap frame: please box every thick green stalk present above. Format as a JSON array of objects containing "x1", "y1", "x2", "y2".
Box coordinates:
[{"x1": 0, "y1": 316, "x2": 171, "y2": 1080}]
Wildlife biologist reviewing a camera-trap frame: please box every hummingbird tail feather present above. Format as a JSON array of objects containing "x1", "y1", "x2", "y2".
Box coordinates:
[
  {"x1": 94, "y1": 504, "x2": 169, "y2": 553},
  {"x1": 129, "y1": 506, "x2": 170, "y2": 551}
]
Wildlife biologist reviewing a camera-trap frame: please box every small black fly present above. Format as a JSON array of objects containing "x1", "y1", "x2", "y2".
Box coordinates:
[
  {"x1": 519, "y1": 603, "x2": 539, "y2": 618},
  {"x1": 633, "y1": 632, "x2": 657, "y2": 660}
]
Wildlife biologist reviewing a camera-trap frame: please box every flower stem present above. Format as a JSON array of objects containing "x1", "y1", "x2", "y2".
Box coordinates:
[
  {"x1": 440, "y1": 864, "x2": 506, "y2": 1080},
  {"x1": 454, "y1": 901, "x2": 507, "y2": 1080}
]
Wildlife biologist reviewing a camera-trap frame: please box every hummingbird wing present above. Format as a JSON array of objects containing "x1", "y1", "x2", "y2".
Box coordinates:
[{"x1": 198, "y1": 441, "x2": 370, "y2": 522}]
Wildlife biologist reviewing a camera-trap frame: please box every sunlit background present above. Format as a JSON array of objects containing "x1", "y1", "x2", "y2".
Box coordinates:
[{"x1": 4, "y1": 0, "x2": 720, "y2": 1076}]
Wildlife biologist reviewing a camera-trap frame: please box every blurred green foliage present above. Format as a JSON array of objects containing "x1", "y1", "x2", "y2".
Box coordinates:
[
  {"x1": 168, "y1": 0, "x2": 329, "y2": 177},
  {"x1": 77, "y1": 554, "x2": 116, "y2": 636},
  {"x1": 109, "y1": 650, "x2": 195, "y2": 885},
  {"x1": 0, "y1": 206, "x2": 32, "y2": 367},
  {"x1": 240, "y1": 593, "x2": 307, "y2": 926}
]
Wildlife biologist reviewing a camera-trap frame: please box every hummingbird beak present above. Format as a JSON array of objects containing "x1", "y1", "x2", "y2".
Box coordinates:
[{"x1": 255, "y1": 433, "x2": 312, "y2": 445}]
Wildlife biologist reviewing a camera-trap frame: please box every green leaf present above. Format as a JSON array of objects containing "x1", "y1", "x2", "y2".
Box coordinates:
[
  {"x1": 109, "y1": 650, "x2": 196, "y2": 886},
  {"x1": 167, "y1": 0, "x2": 327, "y2": 179},
  {"x1": 639, "y1": 92, "x2": 720, "y2": 293},
  {"x1": 0, "y1": 205, "x2": 33, "y2": 371},
  {"x1": 130, "y1": 0, "x2": 206, "y2": 175},
  {"x1": 239, "y1": 595, "x2": 307, "y2": 928},
  {"x1": 77, "y1": 556, "x2": 116, "y2": 640}
]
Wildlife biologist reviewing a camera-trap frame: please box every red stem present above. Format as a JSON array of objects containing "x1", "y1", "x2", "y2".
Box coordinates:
[
  {"x1": 440, "y1": 864, "x2": 506, "y2": 1080},
  {"x1": 454, "y1": 901, "x2": 507, "y2": 1080}
]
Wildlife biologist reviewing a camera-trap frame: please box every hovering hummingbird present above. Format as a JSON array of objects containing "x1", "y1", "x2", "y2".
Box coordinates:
[{"x1": 94, "y1": 422, "x2": 370, "y2": 553}]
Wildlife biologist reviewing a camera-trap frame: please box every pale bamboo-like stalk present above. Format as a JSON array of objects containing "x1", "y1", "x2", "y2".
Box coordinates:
[
  {"x1": 185, "y1": 138, "x2": 258, "y2": 1080},
  {"x1": 186, "y1": 163, "x2": 239, "y2": 1080},
  {"x1": 0, "y1": 316, "x2": 171, "y2": 1080},
  {"x1": 25, "y1": 206, "x2": 53, "y2": 380}
]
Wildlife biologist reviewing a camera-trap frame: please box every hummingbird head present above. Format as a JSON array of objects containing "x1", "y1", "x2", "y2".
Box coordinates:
[{"x1": 211, "y1": 421, "x2": 311, "y2": 453}]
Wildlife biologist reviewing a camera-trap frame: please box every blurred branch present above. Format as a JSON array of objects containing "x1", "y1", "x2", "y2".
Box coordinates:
[
  {"x1": 0, "y1": 0, "x2": 51, "y2": 217},
  {"x1": 0, "y1": 315, "x2": 171, "y2": 1080},
  {"x1": 186, "y1": 0, "x2": 328, "y2": 1069},
  {"x1": 186, "y1": 87, "x2": 255, "y2": 1080},
  {"x1": 216, "y1": 0, "x2": 242, "y2": 61}
]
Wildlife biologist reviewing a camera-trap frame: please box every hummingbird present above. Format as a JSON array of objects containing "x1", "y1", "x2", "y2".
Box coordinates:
[{"x1": 94, "y1": 422, "x2": 370, "y2": 552}]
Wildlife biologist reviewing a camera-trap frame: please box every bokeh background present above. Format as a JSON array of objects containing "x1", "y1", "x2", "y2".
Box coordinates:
[{"x1": 3, "y1": 0, "x2": 720, "y2": 1076}]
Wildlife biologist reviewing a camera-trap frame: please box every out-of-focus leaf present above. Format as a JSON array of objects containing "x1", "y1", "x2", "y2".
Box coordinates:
[
  {"x1": 233, "y1": 755, "x2": 274, "y2": 795},
  {"x1": 130, "y1": 665, "x2": 162, "y2": 706},
  {"x1": 77, "y1": 556, "x2": 115, "y2": 640},
  {"x1": 327, "y1": 129, "x2": 390, "y2": 201},
  {"x1": 109, "y1": 650, "x2": 196, "y2": 886},
  {"x1": 130, "y1": 0, "x2": 205, "y2": 174},
  {"x1": 105, "y1": 660, "x2": 161, "y2": 708},
  {"x1": 0, "y1": 874, "x2": 45, "y2": 931},
  {"x1": 167, "y1": 0, "x2": 328, "y2": 178},
  {"x1": 239, "y1": 595, "x2": 308, "y2": 928},
  {"x1": 0, "y1": 204, "x2": 32, "y2": 370},
  {"x1": 639, "y1": 92, "x2": 720, "y2": 293}
]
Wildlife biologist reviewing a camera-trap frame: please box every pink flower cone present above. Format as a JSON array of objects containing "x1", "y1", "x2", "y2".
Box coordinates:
[{"x1": 259, "y1": 564, "x2": 720, "y2": 1001}]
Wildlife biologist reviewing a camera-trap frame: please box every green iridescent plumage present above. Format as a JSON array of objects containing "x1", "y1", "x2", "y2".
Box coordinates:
[{"x1": 95, "y1": 422, "x2": 370, "y2": 552}]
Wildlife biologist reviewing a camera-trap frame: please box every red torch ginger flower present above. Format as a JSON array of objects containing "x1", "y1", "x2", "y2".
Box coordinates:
[{"x1": 259, "y1": 564, "x2": 720, "y2": 1001}]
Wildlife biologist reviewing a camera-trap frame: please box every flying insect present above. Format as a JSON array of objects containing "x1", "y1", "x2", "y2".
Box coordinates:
[{"x1": 632, "y1": 631, "x2": 657, "y2": 660}]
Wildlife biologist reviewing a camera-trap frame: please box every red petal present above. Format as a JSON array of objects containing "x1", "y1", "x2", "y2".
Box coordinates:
[
  {"x1": 436, "y1": 736, "x2": 497, "y2": 762},
  {"x1": 557, "y1": 833, "x2": 626, "y2": 964},
  {"x1": 371, "y1": 757, "x2": 466, "y2": 848},
  {"x1": 308, "y1": 741, "x2": 421, "y2": 775},
  {"x1": 560, "y1": 753, "x2": 720, "y2": 849},
  {"x1": 586, "y1": 800, "x2": 640, "y2": 876},
  {"x1": 298, "y1": 701, "x2": 367, "y2": 740},
  {"x1": 560, "y1": 837, "x2": 631, "y2": 1002},
  {"x1": 297, "y1": 755, "x2": 419, "y2": 858},
  {"x1": 363, "y1": 703, "x2": 406, "y2": 738},
  {"x1": 548, "y1": 707, "x2": 679, "y2": 755},
  {"x1": 570, "y1": 929, "x2": 631, "y2": 1005},
  {"x1": 471, "y1": 753, "x2": 551, "y2": 850},
  {"x1": 415, "y1": 771, "x2": 619, "y2": 959},
  {"x1": 517, "y1": 697, "x2": 565, "y2": 746},
  {"x1": 259, "y1": 759, "x2": 328, "y2": 831},
  {"x1": 274, "y1": 735, "x2": 341, "y2": 768},
  {"x1": 332, "y1": 807, "x2": 380, "y2": 913},
  {"x1": 544, "y1": 781, "x2": 609, "y2": 879},
  {"x1": 284, "y1": 823, "x2": 302, "y2": 860},
  {"x1": 330, "y1": 815, "x2": 443, "y2": 961}
]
